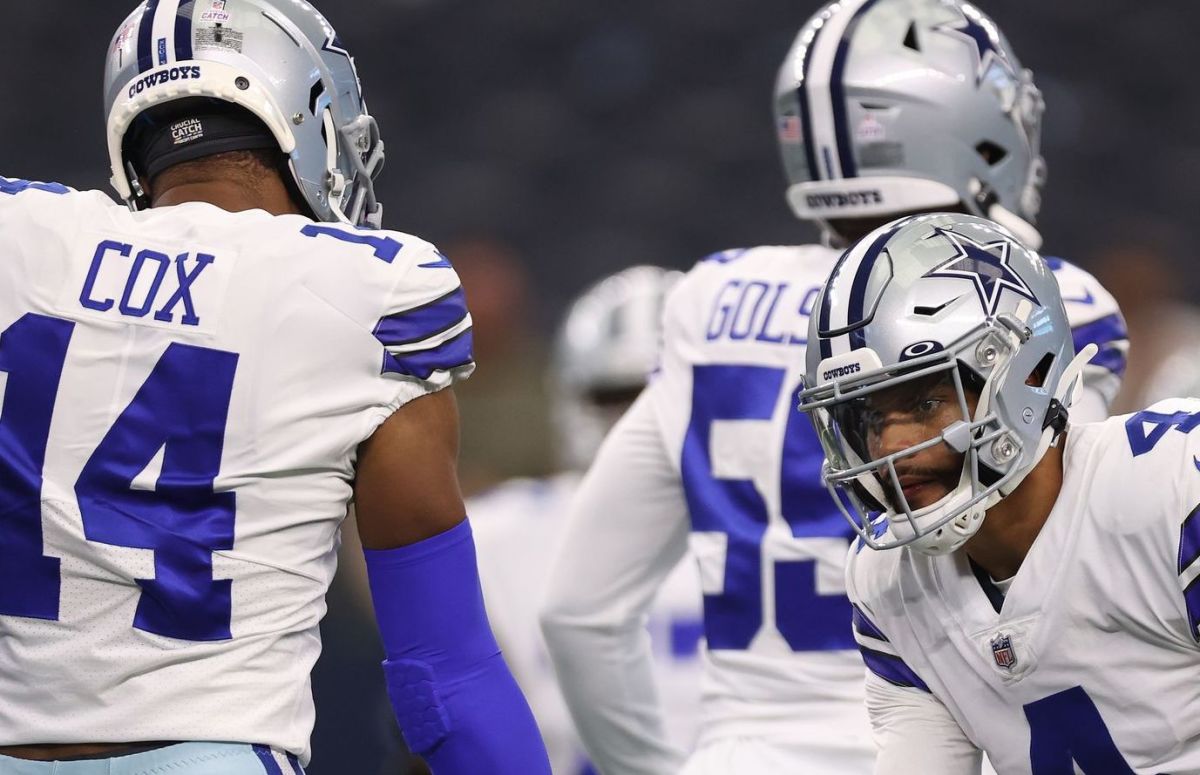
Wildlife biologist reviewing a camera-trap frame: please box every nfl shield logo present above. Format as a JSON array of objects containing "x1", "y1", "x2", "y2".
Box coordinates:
[{"x1": 991, "y1": 633, "x2": 1017, "y2": 670}]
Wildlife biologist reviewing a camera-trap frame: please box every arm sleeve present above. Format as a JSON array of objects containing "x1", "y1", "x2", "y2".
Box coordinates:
[
  {"x1": 539, "y1": 387, "x2": 692, "y2": 775},
  {"x1": 866, "y1": 671, "x2": 982, "y2": 775},
  {"x1": 365, "y1": 519, "x2": 551, "y2": 774}
]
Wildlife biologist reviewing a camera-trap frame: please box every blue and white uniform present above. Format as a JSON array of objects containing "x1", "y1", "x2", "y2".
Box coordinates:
[
  {"x1": 0, "y1": 179, "x2": 473, "y2": 764},
  {"x1": 541, "y1": 244, "x2": 1126, "y2": 774},
  {"x1": 849, "y1": 399, "x2": 1200, "y2": 774},
  {"x1": 472, "y1": 473, "x2": 704, "y2": 775}
]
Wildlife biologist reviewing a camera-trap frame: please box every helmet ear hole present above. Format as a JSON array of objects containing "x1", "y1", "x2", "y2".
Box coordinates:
[
  {"x1": 1025, "y1": 353, "x2": 1055, "y2": 388},
  {"x1": 976, "y1": 141, "x2": 1008, "y2": 166},
  {"x1": 903, "y1": 22, "x2": 921, "y2": 52}
]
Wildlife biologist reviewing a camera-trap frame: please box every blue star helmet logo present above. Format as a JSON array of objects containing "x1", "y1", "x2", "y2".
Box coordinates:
[
  {"x1": 932, "y1": 5, "x2": 1013, "y2": 85},
  {"x1": 922, "y1": 227, "x2": 1038, "y2": 315}
]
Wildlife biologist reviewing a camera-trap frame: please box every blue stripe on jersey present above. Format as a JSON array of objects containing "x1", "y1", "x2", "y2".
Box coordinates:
[
  {"x1": 670, "y1": 617, "x2": 704, "y2": 658},
  {"x1": 700, "y1": 248, "x2": 750, "y2": 265},
  {"x1": 382, "y1": 328, "x2": 474, "y2": 380},
  {"x1": 859, "y1": 645, "x2": 929, "y2": 691},
  {"x1": 419, "y1": 252, "x2": 454, "y2": 269},
  {"x1": 0, "y1": 178, "x2": 69, "y2": 196},
  {"x1": 1043, "y1": 256, "x2": 1065, "y2": 271},
  {"x1": 137, "y1": 0, "x2": 162, "y2": 73},
  {"x1": 1089, "y1": 346, "x2": 1127, "y2": 376},
  {"x1": 252, "y1": 745, "x2": 284, "y2": 775},
  {"x1": 373, "y1": 287, "x2": 468, "y2": 347},
  {"x1": 1184, "y1": 576, "x2": 1200, "y2": 642},
  {"x1": 1179, "y1": 503, "x2": 1200, "y2": 576},
  {"x1": 1072, "y1": 314, "x2": 1128, "y2": 375},
  {"x1": 859, "y1": 647, "x2": 931, "y2": 695},
  {"x1": 828, "y1": 0, "x2": 880, "y2": 179},
  {"x1": 1181, "y1": 504, "x2": 1200, "y2": 639},
  {"x1": 174, "y1": 0, "x2": 194, "y2": 61},
  {"x1": 851, "y1": 603, "x2": 888, "y2": 642},
  {"x1": 286, "y1": 752, "x2": 305, "y2": 775}
]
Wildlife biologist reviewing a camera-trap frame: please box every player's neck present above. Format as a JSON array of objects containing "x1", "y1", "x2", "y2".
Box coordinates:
[
  {"x1": 961, "y1": 440, "x2": 1066, "y2": 581},
  {"x1": 151, "y1": 179, "x2": 305, "y2": 218}
]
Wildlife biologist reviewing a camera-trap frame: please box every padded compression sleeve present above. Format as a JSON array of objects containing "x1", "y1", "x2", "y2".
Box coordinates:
[{"x1": 364, "y1": 519, "x2": 551, "y2": 774}]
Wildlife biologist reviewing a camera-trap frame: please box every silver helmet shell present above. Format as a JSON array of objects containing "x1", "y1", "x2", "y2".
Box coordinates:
[
  {"x1": 797, "y1": 213, "x2": 1093, "y2": 555},
  {"x1": 104, "y1": 0, "x2": 384, "y2": 227},
  {"x1": 775, "y1": 0, "x2": 1045, "y2": 248},
  {"x1": 552, "y1": 265, "x2": 682, "y2": 471}
]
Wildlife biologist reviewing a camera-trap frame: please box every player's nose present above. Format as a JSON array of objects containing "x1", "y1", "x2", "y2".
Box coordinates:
[{"x1": 870, "y1": 413, "x2": 932, "y2": 460}]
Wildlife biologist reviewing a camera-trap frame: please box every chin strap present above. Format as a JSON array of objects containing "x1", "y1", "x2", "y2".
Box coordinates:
[
  {"x1": 1038, "y1": 343, "x2": 1098, "y2": 456},
  {"x1": 1042, "y1": 398, "x2": 1069, "y2": 435}
]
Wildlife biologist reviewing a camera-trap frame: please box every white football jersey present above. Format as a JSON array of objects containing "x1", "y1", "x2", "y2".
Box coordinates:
[
  {"x1": 0, "y1": 178, "x2": 473, "y2": 763},
  {"x1": 647, "y1": 245, "x2": 1126, "y2": 754},
  {"x1": 472, "y1": 473, "x2": 703, "y2": 775},
  {"x1": 848, "y1": 398, "x2": 1200, "y2": 774}
]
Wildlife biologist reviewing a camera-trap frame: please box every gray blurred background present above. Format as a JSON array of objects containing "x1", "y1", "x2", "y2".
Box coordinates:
[
  {"x1": 3, "y1": 1, "x2": 1197, "y2": 772},
  {"x1": 6, "y1": 1, "x2": 1197, "y2": 316},
  {"x1": 7, "y1": 0, "x2": 1196, "y2": 491}
]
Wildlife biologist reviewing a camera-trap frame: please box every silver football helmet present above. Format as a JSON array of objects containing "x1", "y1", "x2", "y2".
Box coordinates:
[
  {"x1": 104, "y1": 0, "x2": 384, "y2": 227},
  {"x1": 775, "y1": 0, "x2": 1045, "y2": 248},
  {"x1": 797, "y1": 214, "x2": 1095, "y2": 555},
  {"x1": 552, "y1": 265, "x2": 682, "y2": 471}
]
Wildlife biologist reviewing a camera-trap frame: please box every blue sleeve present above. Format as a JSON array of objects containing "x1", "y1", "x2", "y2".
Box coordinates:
[
  {"x1": 0, "y1": 176, "x2": 70, "y2": 196},
  {"x1": 1070, "y1": 313, "x2": 1128, "y2": 378},
  {"x1": 852, "y1": 603, "x2": 930, "y2": 692},
  {"x1": 1044, "y1": 255, "x2": 1128, "y2": 379},
  {"x1": 364, "y1": 519, "x2": 551, "y2": 774}
]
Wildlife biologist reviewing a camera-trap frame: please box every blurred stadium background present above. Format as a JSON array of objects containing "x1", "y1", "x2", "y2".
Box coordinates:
[{"x1": 2, "y1": 1, "x2": 1196, "y2": 771}]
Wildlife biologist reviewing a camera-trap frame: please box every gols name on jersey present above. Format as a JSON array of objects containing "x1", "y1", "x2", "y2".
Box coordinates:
[{"x1": 704, "y1": 277, "x2": 819, "y2": 345}]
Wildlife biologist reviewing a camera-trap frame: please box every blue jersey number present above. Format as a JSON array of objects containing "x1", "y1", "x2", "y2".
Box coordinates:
[
  {"x1": 1025, "y1": 686, "x2": 1134, "y2": 774},
  {"x1": 0, "y1": 313, "x2": 239, "y2": 641},
  {"x1": 681, "y1": 364, "x2": 855, "y2": 651},
  {"x1": 1126, "y1": 409, "x2": 1200, "y2": 457},
  {"x1": 300, "y1": 224, "x2": 403, "y2": 263}
]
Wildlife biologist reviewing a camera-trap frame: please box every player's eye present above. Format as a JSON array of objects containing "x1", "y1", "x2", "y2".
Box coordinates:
[{"x1": 914, "y1": 398, "x2": 943, "y2": 417}]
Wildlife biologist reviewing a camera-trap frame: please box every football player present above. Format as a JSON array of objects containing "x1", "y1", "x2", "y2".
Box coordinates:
[
  {"x1": 801, "y1": 212, "x2": 1200, "y2": 774},
  {"x1": 539, "y1": 1, "x2": 1126, "y2": 772},
  {"x1": 471, "y1": 266, "x2": 704, "y2": 774},
  {"x1": 0, "y1": 1, "x2": 549, "y2": 773}
]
